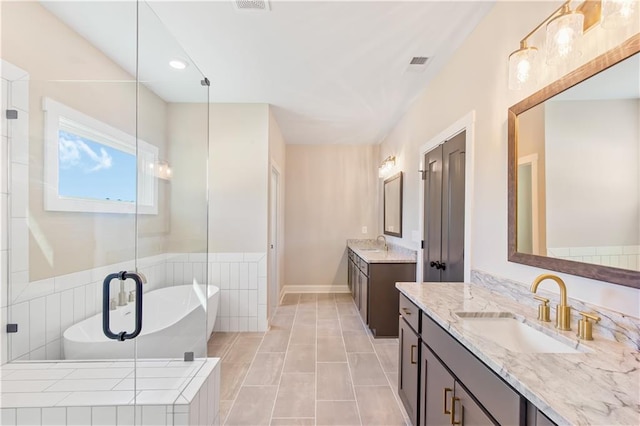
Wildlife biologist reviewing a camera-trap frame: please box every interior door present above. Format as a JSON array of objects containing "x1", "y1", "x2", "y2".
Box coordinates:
[
  {"x1": 423, "y1": 131, "x2": 466, "y2": 283},
  {"x1": 423, "y1": 145, "x2": 443, "y2": 282},
  {"x1": 441, "y1": 131, "x2": 466, "y2": 282}
]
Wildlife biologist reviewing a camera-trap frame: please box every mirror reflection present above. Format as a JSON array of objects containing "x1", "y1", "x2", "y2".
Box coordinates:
[
  {"x1": 384, "y1": 172, "x2": 403, "y2": 237},
  {"x1": 516, "y1": 52, "x2": 639, "y2": 272}
]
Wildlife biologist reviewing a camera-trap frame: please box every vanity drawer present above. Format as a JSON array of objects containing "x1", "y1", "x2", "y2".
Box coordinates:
[
  {"x1": 399, "y1": 294, "x2": 420, "y2": 333},
  {"x1": 421, "y1": 313, "x2": 522, "y2": 426},
  {"x1": 358, "y1": 257, "x2": 369, "y2": 276}
]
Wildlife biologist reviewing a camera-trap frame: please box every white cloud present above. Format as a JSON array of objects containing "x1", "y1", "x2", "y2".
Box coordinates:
[{"x1": 58, "y1": 133, "x2": 113, "y2": 173}]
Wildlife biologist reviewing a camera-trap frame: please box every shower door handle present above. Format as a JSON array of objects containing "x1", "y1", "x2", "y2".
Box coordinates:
[{"x1": 102, "y1": 271, "x2": 143, "y2": 341}]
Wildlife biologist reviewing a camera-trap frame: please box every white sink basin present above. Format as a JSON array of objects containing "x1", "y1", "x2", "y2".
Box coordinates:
[{"x1": 455, "y1": 313, "x2": 583, "y2": 354}]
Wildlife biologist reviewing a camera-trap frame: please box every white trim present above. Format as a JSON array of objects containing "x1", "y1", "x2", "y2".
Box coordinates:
[
  {"x1": 418, "y1": 110, "x2": 476, "y2": 283},
  {"x1": 280, "y1": 285, "x2": 350, "y2": 295},
  {"x1": 42, "y1": 97, "x2": 158, "y2": 215},
  {"x1": 1, "y1": 60, "x2": 29, "y2": 82},
  {"x1": 518, "y1": 154, "x2": 540, "y2": 254},
  {"x1": 268, "y1": 159, "x2": 283, "y2": 322}
]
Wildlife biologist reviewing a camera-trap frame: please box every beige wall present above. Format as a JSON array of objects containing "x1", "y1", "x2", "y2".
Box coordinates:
[
  {"x1": 285, "y1": 144, "x2": 379, "y2": 287},
  {"x1": 268, "y1": 108, "x2": 286, "y2": 297},
  {"x1": 1, "y1": 1, "x2": 169, "y2": 280},
  {"x1": 166, "y1": 103, "x2": 209, "y2": 253},
  {"x1": 209, "y1": 104, "x2": 269, "y2": 253},
  {"x1": 379, "y1": 1, "x2": 640, "y2": 316}
]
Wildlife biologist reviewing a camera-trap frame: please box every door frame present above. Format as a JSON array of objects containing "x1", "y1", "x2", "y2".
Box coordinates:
[
  {"x1": 418, "y1": 111, "x2": 475, "y2": 282},
  {"x1": 268, "y1": 160, "x2": 283, "y2": 322},
  {"x1": 517, "y1": 154, "x2": 540, "y2": 255}
]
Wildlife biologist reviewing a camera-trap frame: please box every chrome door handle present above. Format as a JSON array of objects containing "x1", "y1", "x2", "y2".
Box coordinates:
[{"x1": 102, "y1": 271, "x2": 143, "y2": 341}]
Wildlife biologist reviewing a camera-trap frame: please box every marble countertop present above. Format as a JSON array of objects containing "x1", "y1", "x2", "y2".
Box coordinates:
[
  {"x1": 396, "y1": 282, "x2": 640, "y2": 426},
  {"x1": 347, "y1": 239, "x2": 416, "y2": 264}
]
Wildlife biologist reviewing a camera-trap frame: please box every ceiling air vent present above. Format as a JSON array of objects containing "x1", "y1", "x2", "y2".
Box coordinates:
[
  {"x1": 406, "y1": 56, "x2": 430, "y2": 73},
  {"x1": 234, "y1": 0, "x2": 270, "y2": 11},
  {"x1": 409, "y1": 57, "x2": 429, "y2": 65}
]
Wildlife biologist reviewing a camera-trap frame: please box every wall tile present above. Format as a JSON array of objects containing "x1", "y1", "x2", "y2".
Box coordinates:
[
  {"x1": 229, "y1": 263, "x2": 239, "y2": 289},
  {"x1": 10, "y1": 111, "x2": 28, "y2": 165},
  {"x1": 117, "y1": 406, "x2": 135, "y2": 426},
  {"x1": 29, "y1": 297, "x2": 46, "y2": 351},
  {"x1": 60, "y1": 289, "x2": 74, "y2": 334},
  {"x1": 45, "y1": 339, "x2": 61, "y2": 360},
  {"x1": 73, "y1": 286, "x2": 85, "y2": 323},
  {"x1": 217, "y1": 253, "x2": 243, "y2": 262},
  {"x1": 10, "y1": 164, "x2": 28, "y2": 218},
  {"x1": 248, "y1": 263, "x2": 258, "y2": 289},
  {"x1": 174, "y1": 263, "x2": 184, "y2": 285},
  {"x1": 199, "y1": 381, "x2": 208, "y2": 426},
  {"x1": 183, "y1": 263, "x2": 194, "y2": 283},
  {"x1": 229, "y1": 317, "x2": 239, "y2": 331},
  {"x1": 16, "y1": 408, "x2": 40, "y2": 426},
  {"x1": 41, "y1": 407, "x2": 65, "y2": 425},
  {"x1": 1, "y1": 408, "x2": 17, "y2": 426},
  {"x1": 238, "y1": 290, "x2": 249, "y2": 316},
  {"x1": 248, "y1": 290, "x2": 258, "y2": 317},
  {"x1": 239, "y1": 263, "x2": 249, "y2": 289},
  {"x1": 67, "y1": 407, "x2": 91, "y2": 426},
  {"x1": 84, "y1": 282, "x2": 97, "y2": 319},
  {"x1": 92, "y1": 406, "x2": 117, "y2": 426},
  {"x1": 189, "y1": 394, "x2": 200, "y2": 426},
  {"x1": 9, "y1": 300, "x2": 29, "y2": 360},
  {"x1": 229, "y1": 290, "x2": 239, "y2": 318},
  {"x1": 238, "y1": 317, "x2": 248, "y2": 331},
  {"x1": 45, "y1": 292, "x2": 61, "y2": 344},
  {"x1": 29, "y1": 345, "x2": 45, "y2": 361},
  {"x1": 220, "y1": 263, "x2": 230, "y2": 289},
  {"x1": 249, "y1": 317, "x2": 258, "y2": 332}
]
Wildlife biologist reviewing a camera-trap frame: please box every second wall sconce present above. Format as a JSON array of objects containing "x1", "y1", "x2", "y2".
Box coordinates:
[{"x1": 379, "y1": 155, "x2": 396, "y2": 178}]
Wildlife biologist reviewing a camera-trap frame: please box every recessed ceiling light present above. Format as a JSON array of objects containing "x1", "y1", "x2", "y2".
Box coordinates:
[{"x1": 169, "y1": 59, "x2": 188, "y2": 70}]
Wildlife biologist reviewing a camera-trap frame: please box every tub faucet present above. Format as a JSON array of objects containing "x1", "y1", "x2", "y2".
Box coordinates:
[
  {"x1": 376, "y1": 235, "x2": 388, "y2": 251},
  {"x1": 117, "y1": 278, "x2": 128, "y2": 306}
]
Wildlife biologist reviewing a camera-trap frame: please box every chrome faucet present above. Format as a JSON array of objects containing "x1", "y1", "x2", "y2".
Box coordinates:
[
  {"x1": 376, "y1": 235, "x2": 388, "y2": 251},
  {"x1": 530, "y1": 274, "x2": 572, "y2": 331}
]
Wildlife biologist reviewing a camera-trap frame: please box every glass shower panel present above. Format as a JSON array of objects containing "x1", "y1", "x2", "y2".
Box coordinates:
[
  {"x1": 136, "y1": 0, "x2": 211, "y2": 406},
  {"x1": 1, "y1": 0, "x2": 138, "y2": 369}
]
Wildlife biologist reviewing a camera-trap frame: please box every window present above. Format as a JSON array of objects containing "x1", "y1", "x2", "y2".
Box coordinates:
[{"x1": 43, "y1": 98, "x2": 158, "y2": 214}]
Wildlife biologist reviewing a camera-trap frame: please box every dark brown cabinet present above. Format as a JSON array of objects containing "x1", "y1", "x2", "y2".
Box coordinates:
[
  {"x1": 348, "y1": 248, "x2": 416, "y2": 337},
  {"x1": 399, "y1": 292, "x2": 556, "y2": 426},
  {"x1": 399, "y1": 316, "x2": 420, "y2": 426}
]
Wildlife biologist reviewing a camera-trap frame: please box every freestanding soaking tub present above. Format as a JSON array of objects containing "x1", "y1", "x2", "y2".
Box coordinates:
[{"x1": 63, "y1": 284, "x2": 220, "y2": 359}]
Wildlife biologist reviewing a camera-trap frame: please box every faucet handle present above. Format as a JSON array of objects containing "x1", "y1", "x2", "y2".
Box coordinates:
[
  {"x1": 577, "y1": 311, "x2": 601, "y2": 340},
  {"x1": 128, "y1": 290, "x2": 136, "y2": 302},
  {"x1": 533, "y1": 296, "x2": 551, "y2": 322}
]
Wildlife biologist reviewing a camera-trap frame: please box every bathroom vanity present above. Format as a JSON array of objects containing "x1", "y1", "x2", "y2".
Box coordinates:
[
  {"x1": 396, "y1": 282, "x2": 639, "y2": 426},
  {"x1": 347, "y1": 240, "x2": 416, "y2": 337}
]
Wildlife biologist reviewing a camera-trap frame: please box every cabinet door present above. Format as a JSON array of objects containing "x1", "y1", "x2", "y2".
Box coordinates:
[
  {"x1": 421, "y1": 344, "x2": 455, "y2": 426},
  {"x1": 399, "y1": 318, "x2": 420, "y2": 426},
  {"x1": 347, "y1": 258, "x2": 352, "y2": 292},
  {"x1": 451, "y1": 383, "x2": 494, "y2": 426},
  {"x1": 359, "y1": 269, "x2": 368, "y2": 324},
  {"x1": 354, "y1": 264, "x2": 360, "y2": 309}
]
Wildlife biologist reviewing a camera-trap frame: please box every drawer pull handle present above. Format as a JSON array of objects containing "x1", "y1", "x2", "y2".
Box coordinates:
[
  {"x1": 402, "y1": 308, "x2": 412, "y2": 315},
  {"x1": 443, "y1": 388, "x2": 452, "y2": 414},
  {"x1": 450, "y1": 396, "x2": 462, "y2": 425},
  {"x1": 410, "y1": 345, "x2": 417, "y2": 364}
]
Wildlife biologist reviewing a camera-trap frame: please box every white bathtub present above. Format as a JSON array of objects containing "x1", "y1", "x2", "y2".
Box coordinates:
[{"x1": 63, "y1": 284, "x2": 219, "y2": 360}]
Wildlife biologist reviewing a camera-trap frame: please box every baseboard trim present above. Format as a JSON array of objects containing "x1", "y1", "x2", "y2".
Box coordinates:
[{"x1": 281, "y1": 285, "x2": 350, "y2": 296}]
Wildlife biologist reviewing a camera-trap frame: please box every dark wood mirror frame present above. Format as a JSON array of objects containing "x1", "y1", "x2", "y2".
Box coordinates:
[
  {"x1": 508, "y1": 33, "x2": 640, "y2": 289},
  {"x1": 383, "y1": 172, "x2": 403, "y2": 238}
]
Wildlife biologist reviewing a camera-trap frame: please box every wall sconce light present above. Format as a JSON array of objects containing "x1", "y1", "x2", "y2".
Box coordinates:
[
  {"x1": 379, "y1": 155, "x2": 396, "y2": 178},
  {"x1": 149, "y1": 160, "x2": 172, "y2": 180},
  {"x1": 508, "y1": 0, "x2": 633, "y2": 90}
]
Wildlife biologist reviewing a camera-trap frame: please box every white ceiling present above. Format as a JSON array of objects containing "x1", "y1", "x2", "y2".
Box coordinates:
[{"x1": 42, "y1": 0, "x2": 495, "y2": 145}]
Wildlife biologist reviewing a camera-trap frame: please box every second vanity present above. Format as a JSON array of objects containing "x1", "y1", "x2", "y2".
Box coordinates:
[{"x1": 396, "y1": 282, "x2": 639, "y2": 426}]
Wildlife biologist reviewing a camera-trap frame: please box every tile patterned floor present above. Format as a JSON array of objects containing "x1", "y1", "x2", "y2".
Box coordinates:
[{"x1": 207, "y1": 293, "x2": 409, "y2": 426}]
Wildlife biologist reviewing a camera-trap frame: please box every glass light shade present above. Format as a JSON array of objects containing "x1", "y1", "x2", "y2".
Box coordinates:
[
  {"x1": 508, "y1": 47, "x2": 538, "y2": 90},
  {"x1": 545, "y1": 11, "x2": 584, "y2": 65},
  {"x1": 601, "y1": 0, "x2": 636, "y2": 28}
]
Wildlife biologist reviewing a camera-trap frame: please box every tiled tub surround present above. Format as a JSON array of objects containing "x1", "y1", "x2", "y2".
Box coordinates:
[
  {"x1": 471, "y1": 270, "x2": 640, "y2": 350},
  {"x1": 396, "y1": 281, "x2": 640, "y2": 425},
  {"x1": 0, "y1": 358, "x2": 220, "y2": 426},
  {"x1": 346, "y1": 240, "x2": 417, "y2": 263},
  {"x1": 547, "y1": 245, "x2": 640, "y2": 271},
  {"x1": 3, "y1": 252, "x2": 267, "y2": 362}
]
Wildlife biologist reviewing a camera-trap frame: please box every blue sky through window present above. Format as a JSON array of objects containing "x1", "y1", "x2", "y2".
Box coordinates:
[{"x1": 58, "y1": 130, "x2": 136, "y2": 203}]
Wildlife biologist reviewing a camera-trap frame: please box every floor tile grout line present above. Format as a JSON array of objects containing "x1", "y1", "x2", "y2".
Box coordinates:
[
  {"x1": 337, "y1": 297, "x2": 364, "y2": 426},
  {"x1": 268, "y1": 294, "x2": 300, "y2": 424},
  {"x1": 219, "y1": 330, "x2": 267, "y2": 425}
]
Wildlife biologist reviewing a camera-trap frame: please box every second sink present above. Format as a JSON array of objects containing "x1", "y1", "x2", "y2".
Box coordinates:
[{"x1": 455, "y1": 312, "x2": 583, "y2": 354}]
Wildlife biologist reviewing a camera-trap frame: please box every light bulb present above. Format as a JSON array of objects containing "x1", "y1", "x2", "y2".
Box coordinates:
[
  {"x1": 509, "y1": 46, "x2": 538, "y2": 90},
  {"x1": 545, "y1": 11, "x2": 584, "y2": 65}
]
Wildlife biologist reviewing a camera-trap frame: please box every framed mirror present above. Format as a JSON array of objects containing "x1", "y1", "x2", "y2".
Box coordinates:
[
  {"x1": 384, "y1": 172, "x2": 403, "y2": 237},
  {"x1": 508, "y1": 34, "x2": 640, "y2": 289}
]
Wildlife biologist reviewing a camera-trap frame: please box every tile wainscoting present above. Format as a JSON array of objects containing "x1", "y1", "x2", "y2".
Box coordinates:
[{"x1": 2, "y1": 252, "x2": 268, "y2": 363}]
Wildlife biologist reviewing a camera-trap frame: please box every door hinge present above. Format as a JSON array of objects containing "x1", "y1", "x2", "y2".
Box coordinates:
[
  {"x1": 6, "y1": 324, "x2": 18, "y2": 333},
  {"x1": 201, "y1": 77, "x2": 210, "y2": 87},
  {"x1": 421, "y1": 240, "x2": 424, "y2": 249},
  {"x1": 419, "y1": 169, "x2": 426, "y2": 180},
  {"x1": 6, "y1": 109, "x2": 18, "y2": 120}
]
